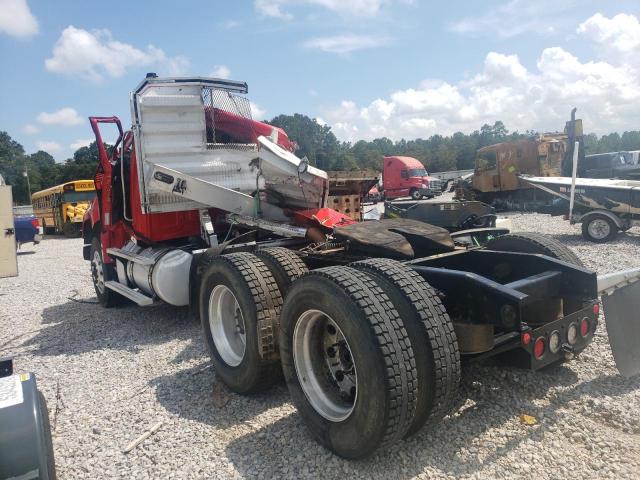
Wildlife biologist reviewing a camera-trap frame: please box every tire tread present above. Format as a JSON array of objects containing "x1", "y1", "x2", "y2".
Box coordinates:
[
  {"x1": 202, "y1": 252, "x2": 283, "y2": 393},
  {"x1": 486, "y1": 231, "x2": 583, "y2": 266},
  {"x1": 352, "y1": 258, "x2": 461, "y2": 429},
  {"x1": 304, "y1": 266, "x2": 418, "y2": 446}
]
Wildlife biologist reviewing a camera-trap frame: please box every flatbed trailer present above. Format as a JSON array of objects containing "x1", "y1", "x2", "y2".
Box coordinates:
[{"x1": 81, "y1": 75, "x2": 640, "y2": 459}]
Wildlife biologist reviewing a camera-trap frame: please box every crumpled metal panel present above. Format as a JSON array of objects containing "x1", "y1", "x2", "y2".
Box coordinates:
[{"x1": 135, "y1": 84, "x2": 259, "y2": 213}]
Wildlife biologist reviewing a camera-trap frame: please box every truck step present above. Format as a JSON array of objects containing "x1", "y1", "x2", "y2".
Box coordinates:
[
  {"x1": 106, "y1": 247, "x2": 156, "y2": 266},
  {"x1": 105, "y1": 281, "x2": 155, "y2": 306}
]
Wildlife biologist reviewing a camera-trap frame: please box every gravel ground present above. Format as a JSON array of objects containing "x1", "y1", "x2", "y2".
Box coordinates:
[{"x1": 1, "y1": 215, "x2": 640, "y2": 479}]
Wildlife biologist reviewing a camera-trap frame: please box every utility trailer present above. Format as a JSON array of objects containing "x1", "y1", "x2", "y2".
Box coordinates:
[
  {"x1": 82, "y1": 75, "x2": 640, "y2": 459},
  {"x1": 522, "y1": 175, "x2": 640, "y2": 243}
]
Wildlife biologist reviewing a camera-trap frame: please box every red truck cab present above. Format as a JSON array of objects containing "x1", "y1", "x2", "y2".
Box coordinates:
[{"x1": 382, "y1": 156, "x2": 442, "y2": 200}]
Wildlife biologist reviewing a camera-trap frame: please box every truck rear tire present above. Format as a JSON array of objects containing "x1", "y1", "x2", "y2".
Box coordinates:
[
  {"x1": 199, "y1": 253, "x2": 283, "y2": 394},
  {"x1": 255, "y1": 247, "x2": 308, "y2": 296},
  {"x1": 279, "y1": 266, "x2": 418, "y2": 459},
  {"x1": 90, "y1": 238, "x2": 124, "y2": 308},
  {"x1": 485, "y1": 232, "x2": 584, "y2": 267},
  {"x1": 581, "y1": 215, "x2": 618, "y2": 243},
  {"x1": 351, "y1": 258, "x2": 461, "y2": 435}
]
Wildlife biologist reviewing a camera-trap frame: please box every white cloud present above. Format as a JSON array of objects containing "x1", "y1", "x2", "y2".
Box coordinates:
[
  {"x1": 165, "y1": 55, "x2": 190, "y2": 76},
  {"x1": 45, "y1": 26, "x2": 189, "y2": 81},
  {"x1": 0, "y1": 0, "x2": 38, "y2": 38},
  {"x1": 223, "y1": 20, "x2": 240, "y2": 29},
  {"x1": 255, "y1": 0, "x2": 410, "y2": 19},
  {"x1": 255, "y1": 0, "x2": 293, "y2": 20},
  {"x1": 321, "y1": 16, "x2": 640, "y2": 142},
  {"x1": 210, "y1": 65, "x2": 231, "y2": 79},
  {"x1": 303, "y1": 34, "x2": 390, "y2": 55},
  {"x1": 36, "y1": 107, "x2": 83, "y2": 126},
  {"x1": 250, "y1": 102, "x2": 266, "y2": 119},
  {"x1": 449, "y1": 0, "x2": 578, "y2": 38},
  {"x1": 70, "y1": 139, "x2": 93, "y2": 150},
  {"x1": 578, "y1": 13, "x2": 640, "y2": 54},
  {"x1": 577, "y1": 13, "x2": 640, "y2": 71},
  {"x1": 22, "y1": 124, "x2": 39, "y2": 134},
  {"x1": 36, "y1": 141, "x2": 62, "y2": 153}
]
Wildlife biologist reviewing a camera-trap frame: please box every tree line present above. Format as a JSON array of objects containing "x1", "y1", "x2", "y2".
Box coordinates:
[
  {"x1": 2, "y1": 114, "x2": 640, "y2": 204},
  {"x1": 268, "y1": 114, "x2": 640, "y2": 173}
]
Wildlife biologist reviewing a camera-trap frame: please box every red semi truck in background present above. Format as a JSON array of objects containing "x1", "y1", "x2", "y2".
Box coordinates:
[{"x1": 381, "y1": 156, "x2": 443, "y2": 200}]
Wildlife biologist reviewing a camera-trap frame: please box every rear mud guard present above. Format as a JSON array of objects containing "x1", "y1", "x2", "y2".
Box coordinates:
[{"x1": 599, "y1": 268, "x2": 640, "y2": 377}]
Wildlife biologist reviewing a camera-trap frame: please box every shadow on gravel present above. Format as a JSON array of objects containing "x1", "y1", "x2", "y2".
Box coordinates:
[
  {"x1": 150, "y1": 364, "x2": 289, "y2": 428},
  {"x1": 24, "y1": 299, "x2": 201, "y2": 358},
  {"x1": 222, "y1": 362, "x2": 627, "y2": 479},
  {"x1": 17, "y1": 250, "x2": 37, "y2": 255}
]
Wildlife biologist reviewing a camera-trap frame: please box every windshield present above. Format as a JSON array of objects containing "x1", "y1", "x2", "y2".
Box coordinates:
[
  {"x1": 407, "y1": 168, "x2": 427, "y2": 177},
  {"x1": 477, "y1": 150, "x2": 497, "y2": 170},
  {"x1": 63, "y1": 191, "x2": 96, "y2": 203}
]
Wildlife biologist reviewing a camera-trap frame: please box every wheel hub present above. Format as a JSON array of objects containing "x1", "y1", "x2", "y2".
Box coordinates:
[
  {"x1": 91, "y1": 250, "x2": 105, "y2": 294},
  {"x1": 293, "y1": 309, "x2": 358, "y2": 422},
  {"x1": 209, "y1": 284, "x2": 246, "y2": 367},
  {"x1": 588, "y1": 219, "x2": 610, "y2": 239}
]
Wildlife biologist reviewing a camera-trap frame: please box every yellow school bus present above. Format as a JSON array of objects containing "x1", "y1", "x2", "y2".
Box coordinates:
[{"x1": 32, "y1": 180, "x2": 96, "y2": 237}]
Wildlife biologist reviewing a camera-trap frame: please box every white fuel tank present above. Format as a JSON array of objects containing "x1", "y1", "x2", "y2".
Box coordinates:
[{"x1": 127, "y1": 248, "x2": 192, "y2": 306}]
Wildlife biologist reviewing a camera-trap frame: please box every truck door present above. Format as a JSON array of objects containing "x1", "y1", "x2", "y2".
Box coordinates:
[{"x1": 0, "y1": 185, "x2": 18, "y2": 278}]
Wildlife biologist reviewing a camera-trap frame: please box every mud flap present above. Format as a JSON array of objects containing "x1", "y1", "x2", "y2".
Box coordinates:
[{"x1": 600, "y1": 269, "x2": 640, "y2": 378}]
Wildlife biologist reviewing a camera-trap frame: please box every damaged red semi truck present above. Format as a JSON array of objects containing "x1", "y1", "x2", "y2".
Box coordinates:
[{"x1": 82, "y1": 75, "x2": 640, "y2": 459}]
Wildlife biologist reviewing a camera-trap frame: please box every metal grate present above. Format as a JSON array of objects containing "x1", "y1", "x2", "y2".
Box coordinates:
[{"x1": 202, "y1": 88, "x2": 256, "y2": 146}]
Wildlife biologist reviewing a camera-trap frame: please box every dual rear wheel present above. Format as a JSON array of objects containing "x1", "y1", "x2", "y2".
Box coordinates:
[{"x1": 199, "y1": 249, "x2": 460, "y2": 458}]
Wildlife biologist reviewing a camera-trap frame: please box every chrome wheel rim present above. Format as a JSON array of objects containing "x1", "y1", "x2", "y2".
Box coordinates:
[
  {"x1": 91, "y1": 250, "x2": 105, "y2": 294},
  {"x1": 588, "y1": 219, "x2": 610, "y2": 240},
  {"x1": 293, "y1": 309, "x2": 357, "y2": 422},
  {"x1": 208, "y1": 285, "x2": 246, "y2": 367}
]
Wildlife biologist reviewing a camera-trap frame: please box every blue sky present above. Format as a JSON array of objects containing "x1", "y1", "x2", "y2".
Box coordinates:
[{"x1": 1, "y1": 0, "x2": 639, "y2": 161}]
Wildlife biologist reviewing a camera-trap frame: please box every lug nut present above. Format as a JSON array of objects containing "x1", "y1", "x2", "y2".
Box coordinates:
[
  {"x1": 335, "y1": 370, "x2": 344, "y2": 382},
  {"x1": 326, "y1": 346, "x2": 336, "y2": 357}
]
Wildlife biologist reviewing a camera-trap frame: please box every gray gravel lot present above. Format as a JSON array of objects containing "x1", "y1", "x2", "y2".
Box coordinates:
[{"x1": 1, "y1": 214, "x2": 640, "y2": 479}]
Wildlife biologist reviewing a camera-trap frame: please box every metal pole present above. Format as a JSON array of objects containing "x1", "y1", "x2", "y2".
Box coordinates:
[
  {"x1": 568, "y1": 141, "x2": 579, "y2": 224},
  {"x1": 24, "y1": 166, "x2": 32, "y2": 203}
]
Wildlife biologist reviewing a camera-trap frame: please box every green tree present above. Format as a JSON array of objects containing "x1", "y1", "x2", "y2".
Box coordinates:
[{"x1": 268, "y1": 114, "x2": 340, "y2": 170}]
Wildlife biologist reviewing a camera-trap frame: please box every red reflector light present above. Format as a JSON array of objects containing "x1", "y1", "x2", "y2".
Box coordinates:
[
  {"x1": 580, "y1": 318, "x2": 590, "y2": 337},
  {"x1": 30, "y1": 218, "x2": 39, "y2": 227},
  {"x1": 593, "y1": 303, "x2": 600, "y2": 316},
  {"x1": 534, "y1": 337, "x2": 545, "y2": 359},
  {"x1": 521, "y1": 332, "x2": 532, "y2": 346}
]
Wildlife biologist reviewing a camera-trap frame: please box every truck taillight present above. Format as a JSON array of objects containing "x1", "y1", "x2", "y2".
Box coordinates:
[
  {"x1": 533, "y1": 337, "x2": 545, "y2": 359},
  {"x1": 31, "y1": 218, "x2": 39, "y2": 228},
  {"x1": 580, "y1": 318, "x2": 590, "y2": 337}
]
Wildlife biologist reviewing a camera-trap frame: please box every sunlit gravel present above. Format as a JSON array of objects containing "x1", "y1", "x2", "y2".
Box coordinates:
[{"x1": 1, "y1": 214, "x2": 639, "y2": 479}]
